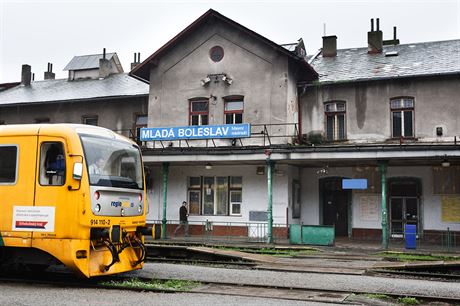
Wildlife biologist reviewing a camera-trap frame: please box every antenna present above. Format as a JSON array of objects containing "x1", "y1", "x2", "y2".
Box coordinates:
[{"x1": 323, "y1": 23, "x2": 326, "y2": 36}]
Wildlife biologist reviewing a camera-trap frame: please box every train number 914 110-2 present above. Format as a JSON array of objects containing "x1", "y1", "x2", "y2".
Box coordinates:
[{"x1": 90, "y1": 219, "x2": 111, "y2": 226}]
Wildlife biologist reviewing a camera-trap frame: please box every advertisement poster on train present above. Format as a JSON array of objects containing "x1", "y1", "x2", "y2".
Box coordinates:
[{"x1": 12, "y1": 206, "x2": 55, "y2": 232}]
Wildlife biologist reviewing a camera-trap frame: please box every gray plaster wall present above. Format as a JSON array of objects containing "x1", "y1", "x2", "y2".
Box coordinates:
[
  {"x1": 301, "y1": 76, "x2": 460, "y2": 142},
  {"x1": 0, "y1": 97, "x2": 148, "y2": 137},
  {"x1": 147, "y1": 18, "x2": 298, "y2": 145}
]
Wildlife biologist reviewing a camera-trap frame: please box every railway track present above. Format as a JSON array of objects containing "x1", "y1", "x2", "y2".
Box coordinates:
[{"x1": 0, "y1": 268, "x2": 459, "y2": 305}]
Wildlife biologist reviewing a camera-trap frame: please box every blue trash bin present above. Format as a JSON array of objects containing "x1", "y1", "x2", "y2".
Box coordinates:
[{"x1": 405, "y1": 224, "x2": 416, "y2": 249}]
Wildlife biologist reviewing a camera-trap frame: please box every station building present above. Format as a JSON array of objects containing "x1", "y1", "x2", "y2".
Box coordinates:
[{"x1": 131, "y1": 10, "x2": 460, "y2": 243}]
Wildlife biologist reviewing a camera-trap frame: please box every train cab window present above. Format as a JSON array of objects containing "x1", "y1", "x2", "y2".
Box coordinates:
[
  {"x1": 40, "y1": 142, "x2": 66, "y2": 186},
  {"x1": 0, "y1": 146, "x2": 18, "y2": 184}
]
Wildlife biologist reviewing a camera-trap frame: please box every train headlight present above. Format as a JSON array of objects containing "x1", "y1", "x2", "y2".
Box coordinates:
[
  {"x1": 138, "y1": 193, "x2": 143, "y2": 202},
  {"x1": 138, "y1": 205, "x2": 143, "y2": 213},
  {"x1": 121, "y1": 208, "x2": 125, "y2": 216},
  {"x1": 95, "y1": 204, "x2": 101, "y2": 212}
]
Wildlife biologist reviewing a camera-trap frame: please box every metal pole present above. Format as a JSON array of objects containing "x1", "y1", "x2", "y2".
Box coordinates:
[
  {"x1": 266, "y1": 158, "x2": 274, "y2": 244},
  {"x1": 379, "y1": 160, "x2": 388, "y2": 249},
  {"x1": 161, "y1": 162, "x2": 169, "y2": 240}
]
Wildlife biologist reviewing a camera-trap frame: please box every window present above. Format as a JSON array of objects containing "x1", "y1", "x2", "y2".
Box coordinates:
[
  {"x1": 188, "y1": 176, "x2": 242, "y2": 215},
  {"x1": 189, "y1": 100, "x2": 208, "y2": 126},
  {"x1": 134, "y1": 114, "x2": 148, "y2": 145},
  {"x1": 40, "y1": 142, "x2": 65, "y2": 186},
  {"x1": 324, "y1": 101, "x2": 346, "y2": 141},
  {"x1": 82, "y1": 115, "x2": 98, "y2": 126},
  {"x1": 0, "y1": 146, "x2": 18, "y2": 184},
  {"x1": 391, "y1": 97, "x2": 414, "y2": 138},
  {"x1": 292, "y1": 180, "x2": 300, "y2": 218},
  {"x1": 209, "y1": 46, "x2": 224, "y2": 62},
  {"x1": 224, "y1": 99, "x2": 243, "y2": 124}
]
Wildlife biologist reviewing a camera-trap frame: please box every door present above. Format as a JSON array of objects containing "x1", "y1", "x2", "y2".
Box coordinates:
[
  {"x1": 33, "y1": 137, "x2": 70, "y2": 240},
  {"x1": 389, "y1": 180, "x2": 420, "y2": 238},
  {"x1": 322, "y1": 178, "x2": 349, "y2": 237},
  {"x1": 0, "y1": 136, "x2": 38, "y2": 246}
]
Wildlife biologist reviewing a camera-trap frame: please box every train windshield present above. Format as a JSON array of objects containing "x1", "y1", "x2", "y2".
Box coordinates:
[{"x1": 80, "y1": 135, "x2": 143, "y2": 190}]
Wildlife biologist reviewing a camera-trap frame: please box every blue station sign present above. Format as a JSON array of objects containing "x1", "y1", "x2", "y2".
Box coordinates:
[
  {"x1": 140, "y1": 123, "x2": 251, "y2": 141},
  {"x1": 342, "y1": 179, "x2": 368, "y2": 190}
]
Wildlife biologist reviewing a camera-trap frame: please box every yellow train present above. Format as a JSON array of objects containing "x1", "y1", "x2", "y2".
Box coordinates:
[{"x1": 0, "y1": 124, "x2": 151, "y2": 277}]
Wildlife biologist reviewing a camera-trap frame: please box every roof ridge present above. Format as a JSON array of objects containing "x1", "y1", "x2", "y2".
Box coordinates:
[{"x1": 335, "y1": 38, "x2": 460, "y2": 52}]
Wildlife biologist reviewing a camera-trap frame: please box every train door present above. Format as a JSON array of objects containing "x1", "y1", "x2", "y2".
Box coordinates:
[
  {"x1": 1, "y1": 135, "x2": 38, "y2": 246},
  {"x1": 33, "y1": 137, "x2": 70, "y2": 241}
]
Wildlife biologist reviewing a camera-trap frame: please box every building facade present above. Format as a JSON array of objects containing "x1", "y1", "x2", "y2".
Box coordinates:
[{"x1": 132, "y1": 11, "x2": 460, "y2": 243}]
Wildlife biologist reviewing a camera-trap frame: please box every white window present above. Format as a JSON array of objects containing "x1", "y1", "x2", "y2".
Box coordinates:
[
  {"x1": 190, "y1": 100, "x2": 209, "y2": 126},
  {"x1": 188, "y1": 176, "x2": 242, "y2": 215},
  {"x1": 391, "y1": 98, "x2": 414, "y2": 138},
  {"x1": 224, "y1": 99, "x2": 243, "y2": 124}
]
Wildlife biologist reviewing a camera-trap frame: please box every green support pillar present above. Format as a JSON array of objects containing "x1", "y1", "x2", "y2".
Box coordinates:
[
  {"x1": 266, "y1": 159, "x2": 275, "y2": 244},
  {"x1": 379, "y1": 160, "x2": 389, "y2": 249},
  {"x1": 161, "y1": 162, "x2": 169, "y2": 240}
]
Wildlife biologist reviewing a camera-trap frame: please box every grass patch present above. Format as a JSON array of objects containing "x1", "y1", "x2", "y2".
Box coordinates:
[
  {"x1": 377, "y1": 251, "x2": 459, "y2": 262},
  {"x1": 397, "y1": 296, "x2": 419, "y2": 305},
  {"x1": 365, "y1": 293, "x2": 391, "y2": 300},
  {"x1": 101, "y1": 278, "x2": 200, "y2": 291},
  {"x1": 216, "y1": 246, "x2": 320, "y2": 257}
]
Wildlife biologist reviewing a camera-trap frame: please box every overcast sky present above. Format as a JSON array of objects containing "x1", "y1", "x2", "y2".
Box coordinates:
[{"x1": 0, "y1": 0, "x2": 458, "y2": 83}]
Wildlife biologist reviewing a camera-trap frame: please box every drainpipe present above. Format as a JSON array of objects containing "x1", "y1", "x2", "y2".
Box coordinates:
[
  {"x1": 379, "y1": 160, "x2": 389, "y2": 249},
  {"x1": 161, "y1": 162, "x2": 169, "y2": 239},
  {"x1": 266, "y1": 154, "x2": 275, "y2": 244}
]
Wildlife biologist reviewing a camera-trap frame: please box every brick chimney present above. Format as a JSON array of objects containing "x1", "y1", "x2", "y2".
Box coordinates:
[
  {"x1": 322, "y1": 35, "x2": 337, "y2": 57},
  {"x1": 21, "y1": 64, "x2": 31, "y2": 86},
  {"x1": 99, "y1": 48, "x2": 110, "y2": 79},
  {"x1": 368, "y1": 18, "x2": 383, "y2": 54},
  {"x1": 131, "y1": 52, "x2": 141, "y2": 70},
  {"x1": 44, "y1": 62, "x2": 55, "y2": 80}
]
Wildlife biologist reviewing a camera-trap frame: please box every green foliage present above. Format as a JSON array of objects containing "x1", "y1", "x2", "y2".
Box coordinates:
[
  {"x1": 101, "y1": 278, "x2": 199, "y2": 291},
  {"x1": 377, "y1": 251, "x2": 459, "y2": 262},
  {"x1": 397, "y1": 296, "x2": 419, "y2": 305},
  {"x1": 365, "y1": 293, "x2": 391, "y2": 300}
]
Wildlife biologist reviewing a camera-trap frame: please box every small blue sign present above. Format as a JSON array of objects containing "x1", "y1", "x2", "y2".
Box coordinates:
[
  {"x1": 140, "y1": 123, "x2": 251, "y2": 141},
  {"x1": 342, "y1": 179, "x2": 368, "y2": 190}
]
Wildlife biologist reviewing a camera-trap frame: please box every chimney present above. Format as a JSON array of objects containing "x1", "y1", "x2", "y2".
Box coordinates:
[
  {"x1": 322, "y1": 35, "x2": 337, "y2": 57},
  {"x1": 99, "y1": 48, "x2": 110, "y2": 79},
  {"x1": 368, "y1": 18, "x2": 383, "y2": 54},
  {"x1": 131, "y1": 52, "x2": 141, "y2": 70},
  {"x1": 383, "y1": 26, "x2": 400, "y2": 46},
  {"x1": 44, "y1": 62, "x2": 55, "y2": 80},
  {"x1": 21, "y1": 64, "x2": 32, "y2": 86}
]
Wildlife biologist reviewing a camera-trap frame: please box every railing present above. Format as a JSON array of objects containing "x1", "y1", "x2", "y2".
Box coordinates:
[
  {"x1": 150, "y1": 220, "x2": 289, "y2": 244},
  {"x1": 145, "y1": 123, "x2": 300, "y2": 149}
]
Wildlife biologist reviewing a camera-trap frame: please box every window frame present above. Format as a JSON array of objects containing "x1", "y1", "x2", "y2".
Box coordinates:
[
  {"x1": 187, "y1": 176, "x2": 242, "y2": 216},
  {"x1": 82, "y1": 115, "x2": 98, "y2": 126},
  {"x1": 189, "y1": 99, "x2": 209, "y2": 126},
  {"x1": 39, "y1": 142, "x2": 66, "y2": 186},
  {"x1": 224, "y1": 98, "x2": 244, "y2": 125},
  {"x1": 0, "y1": 145, "x2": 18, "y2": 185},
  {"x1": 390, "y1": 97, "x2": 415, "y2": 138},
  {"x1": 324, "y1": 101, "x2": 346, "y2": 141}
]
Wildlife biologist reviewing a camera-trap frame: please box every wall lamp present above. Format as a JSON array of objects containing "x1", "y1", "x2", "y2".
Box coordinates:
[
  {"x1": 200, "y1": 73, "x2": 232, "y2": 86},
  {"x1": 441, "y1": 156, "x2": 450, "y2": 168},
  {"x1": 205, "y1": 163, "x2": 213, "y2": 170},
  {"x1": 200, "y1": 76, "x2": 211, "y2": 86}
]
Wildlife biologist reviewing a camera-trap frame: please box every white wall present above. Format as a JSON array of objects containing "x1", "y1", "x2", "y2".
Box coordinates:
[{"x1": 146, "y1": 164, "x2": 290, "y2": 225}]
